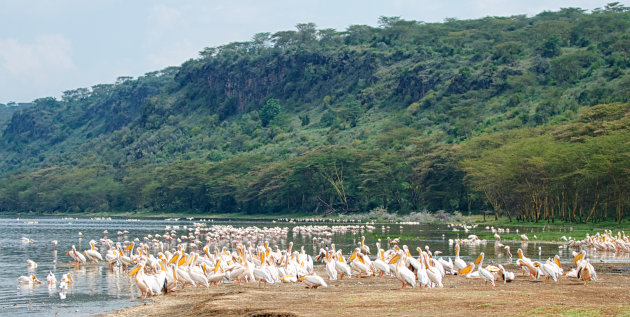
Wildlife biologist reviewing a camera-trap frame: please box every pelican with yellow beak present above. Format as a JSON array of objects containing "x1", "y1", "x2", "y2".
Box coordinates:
[
  {"x1": 453, "y1": 243, "x2": 467, "y2": 273},
  {"x1": 17, "y1": 274, "x2": 43, "y2": 286},
  {"x1": 300, "y1": 274, "x2": 327, "y2": 289},
  {"x1": 389, "y1": 251, "x2": 416, "y2": 288},
  {"x1": 348, "y1": 248, "x2": 372, "y2": 278},
  {"x1": 334, "y1": 250, "x2": 352, "y2": 279},
  {"x1": 84, "y1": 240, "x2": 103, "y2": 262}
]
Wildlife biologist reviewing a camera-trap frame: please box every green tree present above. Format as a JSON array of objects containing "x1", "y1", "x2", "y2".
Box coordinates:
[{"x1": 260, "y1": 99, "x2": 281, "y2": 127}]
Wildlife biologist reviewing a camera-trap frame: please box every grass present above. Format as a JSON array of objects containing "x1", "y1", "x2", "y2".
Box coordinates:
[{"x1": 524, "y1": 307, "x2": 603, "y2": 317}]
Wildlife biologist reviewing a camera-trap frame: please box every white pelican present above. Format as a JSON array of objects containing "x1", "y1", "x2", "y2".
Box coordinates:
[
  {"x1": 423, "y1": 253, "x2": 443, "y2": 288},
  {"x1": 315, "y1": 249, "x2": 338, "y2": 281},
  {"x1": 188, "y1": 262, "x2": 210, "y2": 288},
  {"x1": 20, "y1": 237, "x2": 34, "y2": 243},
  {"x1": 128, "y1": 262, "x2": 156, "y2": 297},
  {"x1": 300, "y1": 274, "x2": 327, "y2": 288},
  {"x1": 17, "y1": 274, "x2": 43, "y2": 285},
  {"x1": 252, "y1": 253, "x2": 274, "y2": 287},
  {"x1": 84, "y1": 240, "x2": 103, "y2": 262},
  {"x1": 535, "y1": 260, "x2": 559, "y2": 282},
  {"x1": 47, "y1": 271, "x2": 57, "y2": 285},
  {"x1": 348, "y1": 248, "x2": 372, "y2": 278},
  {"x1": 453, "y1": 244, "x2": 467, "y2": 272},
  {"x1": 359, "y1": 236, "x2": 370, "y2": 255},
  {"x1": 372, "y1": 247, "x2": 390, "y2": 277},
  {"x1": 476, "y1": 253, "x2": 496, "y2": 287},
  {"x1": 67, "y1": 245, "x2": 87, "y2": 265},
  {"x1": 60, "y1": 273, "x2": 73, "y2": 286},
  {"x1": 498, "y1": 264, "x2": 514, "y2": 283},
  {"x1": 517, "y1": 258, "x2": 540, "y2": 279},
  {"x1": 334, "y1": 250, "x2": 352, "y2": 279},
  {"x1": 26, "y1": 259, "x2": 37, "y2": 269},
  {"x1": 521, "y1": 234, "x2": 529, "y2": 241},
  {"x1": 280, "y1": 274, "x2": 298, "y2": 283},
  {"x1": 389, "y1": 251, "x2": 416, "y2": 288}
]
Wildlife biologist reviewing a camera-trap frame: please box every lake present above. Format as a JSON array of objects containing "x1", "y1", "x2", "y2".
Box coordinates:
[{"x1": 0, "y1": 215, "x2": 625, "y2": 316}]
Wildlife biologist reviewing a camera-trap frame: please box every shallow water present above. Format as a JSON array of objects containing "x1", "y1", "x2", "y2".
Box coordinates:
[{"x1": 0, "y1": 216, "x2": 625, "y2": 316}]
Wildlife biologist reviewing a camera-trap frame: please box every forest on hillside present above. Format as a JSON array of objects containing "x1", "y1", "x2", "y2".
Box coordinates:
[{"x1": 0, "y1": 4, "x2": 629, "y2": 222}]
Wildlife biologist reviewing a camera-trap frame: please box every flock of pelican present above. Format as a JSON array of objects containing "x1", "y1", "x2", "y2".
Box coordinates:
[{"x1": 16, "y1": 223, "x2": 614, "y2": 302}]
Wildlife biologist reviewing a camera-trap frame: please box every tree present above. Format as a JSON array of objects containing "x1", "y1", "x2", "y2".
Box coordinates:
[
  {"x1": 538, "y1": 34, "x2": 562, "y2": 58},
  {"x1": 260, "y1": 99, "x2": 281, "y2": 127}
]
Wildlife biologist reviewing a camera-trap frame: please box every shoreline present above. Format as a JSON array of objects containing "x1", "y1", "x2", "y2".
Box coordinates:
[{"x1": 102, "y1": 262, "x2": 630, "y2": 317}]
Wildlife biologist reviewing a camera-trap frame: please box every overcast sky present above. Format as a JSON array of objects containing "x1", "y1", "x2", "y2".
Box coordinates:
[{"x1": 0, "y1": 0, "x2": 615, "y2": 104}]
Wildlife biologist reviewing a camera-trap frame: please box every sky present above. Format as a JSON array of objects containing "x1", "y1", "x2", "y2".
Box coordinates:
[{"x1": 0, "y1": 0, "x2": 615, "y2": 104}]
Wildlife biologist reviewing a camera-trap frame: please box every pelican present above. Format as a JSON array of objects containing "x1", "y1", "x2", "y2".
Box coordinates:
[
  {"x1": 60, "y1": 273, "x2": 73, "y2": 286},
  {"x1": 18, "y1": 274, "x2": 43, "y2": 285},
  {"x1": 517, "y1": 258, "x2": 540, "y2": 279},
  {"x1": 423, "y1": 253, "x2": 443, "y2": 288},
  {"x1": 535, "y1": 260, "x2": 559, "y2": 282},
  {"x1": 498, "y1": 264, "x2": 514, "y2": 283},
  {"x1": 189, "y1": 262, "x2": 210, "y2": 288},
  {"x1": 67, "y1": 245, "x2": 87, "y2": 265},
  {"x1": 372, "y1": 247, "x2": 390, "y2": 277},
  {"x1": 521, "y1": 234, "x2": 529, "y2": 241},
  {"x1": 476, "y1": 253, "x2": 496, "y2": 287},
  {"x1": 334, "y1": 250, "x2": 352, "y2": 279},
  {"x1": 252, "y1": 253, "x2": 274, "y2": 287},
  {"x1": 84, "y1": 240, "x2": 104, "y2": 262},
  {"x1": 453, "y1": 243, "x2": 467, "y2": 272},
  {"x1": 359, "y1": 236, "x2": 370, "y2": 255},
  {"x1": 348, "y1": 248, "x2": 372, "y2": 278},
  {"x1": 26, "y1": 259, "x2": 37, "y2": 269},
  {"x1": 577, "y1": 259, "x2": 597, "y2": 285},
  {"x1": 300, "y1": 274, "x2": 327, "y2": 288},
  {"x1": 47, "y1": 271, "x2": 57, "y2": 285},
  {"x1": 128, "y1": 262, "x2": 154, "y2": 297},
  {"x1": 20, "y1": 237, "x2": 34, "y2": 243},
  {"x1": 389, "y1": 251, "x2": 416, "y2": 288},
  {"x1": 316, "y1": 249, "x2": 338, "y2": 281}
]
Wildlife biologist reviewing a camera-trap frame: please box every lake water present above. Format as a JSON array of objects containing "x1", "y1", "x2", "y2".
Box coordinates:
[{"x1": 0, "y1": 216, "x2": 625, "y2": 316}]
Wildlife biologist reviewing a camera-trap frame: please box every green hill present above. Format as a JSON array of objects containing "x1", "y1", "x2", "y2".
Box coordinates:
[{"x1": 1, "y1": 6, "x2": 629, "y2": 222}]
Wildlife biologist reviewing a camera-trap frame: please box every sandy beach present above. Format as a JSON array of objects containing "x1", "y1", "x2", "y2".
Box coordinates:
[{"x1": 103, "y1": 262, "x2": 630, "y2": 317}]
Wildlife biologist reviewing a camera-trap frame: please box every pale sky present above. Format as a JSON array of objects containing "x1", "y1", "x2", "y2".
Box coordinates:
[{"x1": 0, "y1": 0, "x2": 614, "y2": 104}]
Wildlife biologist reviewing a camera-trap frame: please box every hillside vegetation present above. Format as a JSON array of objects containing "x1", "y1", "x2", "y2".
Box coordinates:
[{"x1": 1, "y1": 5, "x2": 629, "y2": 222}]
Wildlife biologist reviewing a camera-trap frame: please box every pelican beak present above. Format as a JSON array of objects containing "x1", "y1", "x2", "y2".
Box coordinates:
[
  {"x1": 518, "y1": 248, "x2": 524, "y2": 259},
  {"x1": 474, "y1": 254, "x2": 483, "y2": 265},
  {"x1": 348, "y1": 250, "x2": 358, "y2": 261},
  {"x1": 168, "y1": 253, "x2": 180, "y2": 265},
  {"x1": 214, "y1": 259, "x2": 221, "y2": 274},
  {"x1": 554, "y1": 256, "x2": 562, "y2": 269},
  {"x1": 128, "y1": 264, "x2": 142, "y2": 276},
  {"x1": 388, "y1": 254, "x2": 400, "y2": 265},
  {"x1": 459, "y1": 264, "x2": 474, "y2": 274},
  {"x1": 202, "y1": 263, "x2": 208, "y2": 276},
  {"x1": 125, "y1": 243, "x2": 134, "y2": 251},
  {"x1": 178, "y1": 255, "x2": 187, "y2": 267},
  {"x1": 572, "y1": 252, "x2": 584, "y2": 262}
]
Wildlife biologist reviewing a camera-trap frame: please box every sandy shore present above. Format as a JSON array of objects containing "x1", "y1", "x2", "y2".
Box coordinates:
[{"x1": 102, "y1": 263, "x2": 630, "y2": 317}]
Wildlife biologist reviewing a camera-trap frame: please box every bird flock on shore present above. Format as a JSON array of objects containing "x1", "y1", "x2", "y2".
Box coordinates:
[{"x1": 16, "y1": 222, "x2": 626, "y2": 300}]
